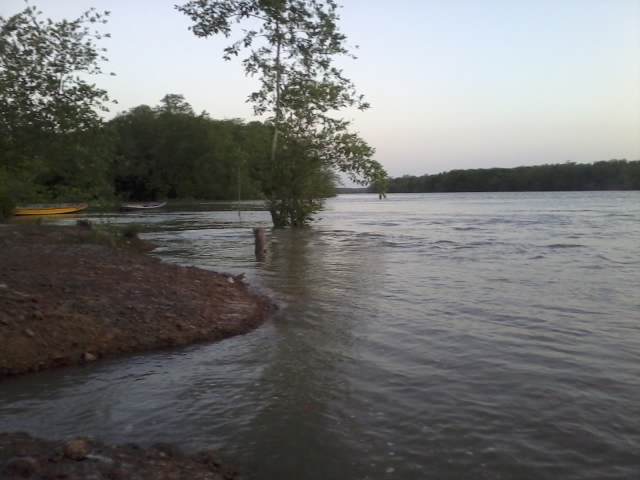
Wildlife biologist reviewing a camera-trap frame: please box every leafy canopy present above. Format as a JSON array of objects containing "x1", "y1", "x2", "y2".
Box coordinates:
[
  {"x1": 177, "y1": 0, "x2": 387, "y2": 226},
  {"x1": 0, "y1": 2, "x2": 115, "y2": 202}
]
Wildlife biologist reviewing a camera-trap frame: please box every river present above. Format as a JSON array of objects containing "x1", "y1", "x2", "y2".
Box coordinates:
[{"x1": 1, "y1": 192, "x2": 639, "y2": 479}]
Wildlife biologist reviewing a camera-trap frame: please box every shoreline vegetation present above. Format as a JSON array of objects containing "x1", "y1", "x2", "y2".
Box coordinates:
[
  {"x1": 1, "y1": 1, "x2": 388, "y2": 229},
  {"x1": 0, "y1": 223, "x2": 275, "y2": 479}
]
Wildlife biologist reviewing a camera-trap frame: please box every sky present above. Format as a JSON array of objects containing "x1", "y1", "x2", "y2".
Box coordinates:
[{"x1": 2, "y1": 0, "x2": 639, "y2": 179}]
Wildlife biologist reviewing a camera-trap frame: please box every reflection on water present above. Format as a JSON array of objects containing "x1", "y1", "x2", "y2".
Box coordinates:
[
  {"x1": 239, "y1": 228, "x2": 388, "y2": 479},
  {"x1": 2, "y1": 193, "x2": 640, "y2": 480}
]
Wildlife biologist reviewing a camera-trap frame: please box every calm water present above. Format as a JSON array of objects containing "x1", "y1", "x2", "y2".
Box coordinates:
[{"x1": 2, "y1": 192, "x2": 640, "y2": 479}]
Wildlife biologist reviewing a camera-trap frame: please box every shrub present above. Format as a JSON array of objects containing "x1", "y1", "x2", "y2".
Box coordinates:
[{"x1": 0, "y1": 197, "x2": 15, "y2": 220}]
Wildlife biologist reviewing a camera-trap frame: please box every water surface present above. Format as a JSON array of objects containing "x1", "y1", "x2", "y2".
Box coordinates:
[{"x1": 2, "y1": 192, "x2": 639, "y2": 479}]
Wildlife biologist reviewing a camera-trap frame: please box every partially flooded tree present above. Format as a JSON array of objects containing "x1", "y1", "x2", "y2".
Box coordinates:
[
  {"x1": 0, "y1": 3, "x2": 115, "y2": 202},
  {"x1": 177, "y1": 0, "x2": 387, "y2": 227}
]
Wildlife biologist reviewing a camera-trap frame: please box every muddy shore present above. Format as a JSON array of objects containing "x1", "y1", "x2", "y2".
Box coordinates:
[
  {"x1": 0, "y1": 224, "x2": 275, "y2": 377},
  {"x1": 0, "y1": 224, "x2": 276, "y2": 478},
  {"x1": 0, "y1": 432, "x2": 246, "y2": 479}
]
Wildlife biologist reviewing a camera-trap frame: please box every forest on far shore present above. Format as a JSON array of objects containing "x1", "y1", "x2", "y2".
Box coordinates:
[{"x1": 374, "y1": 160, "x2": 640, "y2": 194}]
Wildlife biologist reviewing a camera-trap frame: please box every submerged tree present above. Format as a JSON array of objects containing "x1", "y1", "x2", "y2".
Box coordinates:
[
  {"x1": 177, "y1": 0, "x2": 387, "y2": 227},
  {"x1": 0, "y1": 3, "x2": 115, "y2": 202}
]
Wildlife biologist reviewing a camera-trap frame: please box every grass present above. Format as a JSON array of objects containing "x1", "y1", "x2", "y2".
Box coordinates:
[{"x1": 68, "y1": 219, "x2": 154, "y2": 252}]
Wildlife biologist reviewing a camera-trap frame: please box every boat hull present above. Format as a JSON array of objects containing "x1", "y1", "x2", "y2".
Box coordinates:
[
  {"x1": 119, "y1": 201, "x2": 167, "y2": 212},
  {"x1": 14, "y1": 205, "x2": 88, "y2": 216}
]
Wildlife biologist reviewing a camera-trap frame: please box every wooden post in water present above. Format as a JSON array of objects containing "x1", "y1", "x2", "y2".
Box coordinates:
[{"x1": 253, "y1": 227, "x2": 266, "y2": 260}]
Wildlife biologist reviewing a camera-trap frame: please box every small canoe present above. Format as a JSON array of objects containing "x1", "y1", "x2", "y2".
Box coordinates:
[
  {"x1": 14, "y1": 204, "x2": 88, "y2": 216},
  {"x1": 119, "y1": 201, "x2": 167, "y2": 212}
]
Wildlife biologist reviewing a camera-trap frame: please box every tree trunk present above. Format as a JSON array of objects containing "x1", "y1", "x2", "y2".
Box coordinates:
[
  {"x1": 253, "y1": 227, "x2": 267, "y2": 260},
  {"x1": 267, "y1": 24, "x2": 284, "y2": 228}
]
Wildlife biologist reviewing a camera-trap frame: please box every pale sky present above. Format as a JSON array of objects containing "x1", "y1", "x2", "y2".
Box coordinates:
[{"x1": 2, "y1": 0, "x2": 639, "y2": 178}]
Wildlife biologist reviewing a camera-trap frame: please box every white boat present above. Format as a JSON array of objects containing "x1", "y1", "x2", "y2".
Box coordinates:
[{"x1": 119, "y1": 201, "x2": 167, "y2": 212}]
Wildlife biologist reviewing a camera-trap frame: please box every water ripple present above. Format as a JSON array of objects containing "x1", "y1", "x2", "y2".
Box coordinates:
[{"x1": 2, "y1": 192, "x2": 640, "y2": 480}]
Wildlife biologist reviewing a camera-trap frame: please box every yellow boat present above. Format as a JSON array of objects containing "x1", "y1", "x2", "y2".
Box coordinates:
[{"x1": 14, "y1": 204, "x2": 88, "y2": 216}]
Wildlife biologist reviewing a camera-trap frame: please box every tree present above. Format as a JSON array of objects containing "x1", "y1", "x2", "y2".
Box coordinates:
[
  {"x1": 155, "y1": 93, "x2": 195, "y2": 116},
  {"x1": 177, "y1": 0, "x2": 387, "y2": 227},
  {"x1": 109, "y1": 95, "x2": 268, "y2": 201},
  {"x1": 0, "y1": 2, "x2": 115, "y2": 202}
]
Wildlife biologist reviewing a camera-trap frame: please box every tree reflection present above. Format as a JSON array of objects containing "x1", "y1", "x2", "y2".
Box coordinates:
[{"x1": 239, "y1": 227, "x2": 387, "y2": 479}]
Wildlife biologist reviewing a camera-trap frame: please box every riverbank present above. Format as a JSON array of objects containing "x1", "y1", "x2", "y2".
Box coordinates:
[
  {"x1": 0, "y1": 224, "x2": 275, "y2": 377},
  {"x1": 0, "y1": 224, "x2": 275, "y2": 478}
]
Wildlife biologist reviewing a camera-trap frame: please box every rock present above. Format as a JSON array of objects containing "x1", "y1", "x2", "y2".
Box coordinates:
[
  {"x1": 32, "y1": 311, "x2": 44, "y2": 320},
  {"x1": 197, "y1": 450, "x2": 223, "y2": 467},
  {"x1": 24, "y1": 328, "x2": 35, "y2": 338},
  {"x1": 76, "y1": 219, "x2": 93, "y2": 230},
  {"x1": 83, "y1": 352, "x2": 98, "y2": 362},
  {"x1": 150, "y1": 443, "x2": 184, "y2": 459},
  {"x1": 2, "y1": 456, "x2": 40, "y2": 477},
  {"x1": 64, "y1": 439, "x2": 90, "y2": 460},
  {"x1": 110, "y1": 467, "x2": 133, "y2": 480},
  {"x1": 227, "y1": 276, "x2": 234, "y2": 284}
]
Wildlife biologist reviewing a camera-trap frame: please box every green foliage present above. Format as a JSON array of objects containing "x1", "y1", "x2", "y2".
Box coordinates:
[
  {"x1": 177, "y1": 0, "x2": 388, "y2": 227},
  {"x1": 68, "y1": 218, "x2": 150, "y2": 251},
  {"x1": 109, "y1": 96, "x2": 268, "y2": 201},
  {"x1": 382, "y1": 160, "x2": 640, "y2": 193},
  {"x1": 0, "y1": 3, "x2": 115, "y2": 203},
  {"x1": 265, "y1": 139, "x2": 339, "y2": 226}
]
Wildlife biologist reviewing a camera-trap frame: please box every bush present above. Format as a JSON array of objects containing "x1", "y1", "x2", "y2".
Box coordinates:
[{"x1": 0, "y1": 197, "x2": 15, "y2": 220}]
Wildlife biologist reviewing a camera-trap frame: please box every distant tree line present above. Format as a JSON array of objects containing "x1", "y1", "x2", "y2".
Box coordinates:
[{"x1": 378, "y1": 160, "x2": 640, "y2": 194}]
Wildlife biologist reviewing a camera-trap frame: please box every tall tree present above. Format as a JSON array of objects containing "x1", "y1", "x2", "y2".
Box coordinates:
[
  {"x1": 110, "y1": 96, "x2": 268, "y2": 201},
  {"x1": 177, "y1": 0, "x2": 387, "y2": 227},
  {"x1": 155, "y1": 93, "x2": 196, "y2": 116},
  {"x1": 0, "y1": 2, "x2": 115, "y2": 202}
]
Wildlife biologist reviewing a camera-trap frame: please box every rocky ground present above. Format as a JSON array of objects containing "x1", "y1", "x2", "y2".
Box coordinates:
[
  {"x1": 0, "y1": 224, "x2": 275, "y2": 376},
  {"x1": 0, "y1": 432, "x2": 245, "y2": 479},
  {"x1": 0, "y1": 223, "x2": 276, "y2": 479}
]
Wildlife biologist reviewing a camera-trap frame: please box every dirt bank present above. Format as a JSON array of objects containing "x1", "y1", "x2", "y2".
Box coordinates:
[
  {"x1": 0, "y1": 432, "x2": 246, "y2": 479},
  {"x1": 0, "y1": 224, "x2": 275, "y2": 376},
  {"x1": 0, "y1": 224, "x2": 275, "y2": 478}
]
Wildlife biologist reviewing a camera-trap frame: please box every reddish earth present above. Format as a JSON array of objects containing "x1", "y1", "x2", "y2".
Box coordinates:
[{"x1": 0, "y1": 224, "x2": 276, "y2": 479}]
